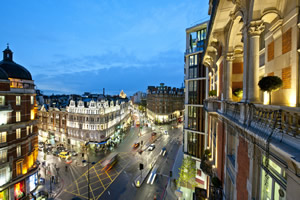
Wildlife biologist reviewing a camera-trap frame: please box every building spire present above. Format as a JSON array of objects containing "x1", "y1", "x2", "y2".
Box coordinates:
[{"x1": 3, "y1": 44, "x2": 13, "y2": 61}]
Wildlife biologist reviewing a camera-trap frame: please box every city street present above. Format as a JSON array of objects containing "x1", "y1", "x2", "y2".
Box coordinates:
[{"x1": 37, "y1": 111, "x2": 183, "y2": 200}]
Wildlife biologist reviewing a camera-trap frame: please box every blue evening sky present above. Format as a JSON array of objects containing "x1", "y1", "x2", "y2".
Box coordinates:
[{"x1": 0, "y1": 0, "x2": 209, "y2": 96}]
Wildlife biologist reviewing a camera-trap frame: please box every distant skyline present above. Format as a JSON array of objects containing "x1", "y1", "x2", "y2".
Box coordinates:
[{"x1": 0, "y1": 0, "x2": 209, "y2": 96}]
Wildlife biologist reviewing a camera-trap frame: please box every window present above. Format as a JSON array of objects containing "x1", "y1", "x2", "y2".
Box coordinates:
[
  {"x1": 0, "y1": 132, "x2": 6, "y2": 143},
  {"x1": 227, "y1": 128, "x2": 237, "y2": 167},
  {"x1": 16, "y1": 161, "x2": 23, "y2": 176},
  {"x1": 30, "y1": 125, "x2": 33, "y2": 134},
  {"x1": 16, "y1": 145, "x2": 21, "y2": 157},
  {"x1": 0, "y1": 150, "x2": 7, "y2": 163},
  {"x1": 26, "y1": 126, "x2": 30, "y2": 135},
  {"x1": 16, "y1": 128, "x2": 21, "y2": 139},
  {"x1": 0, "y1": 96, "x2": 4, "y2": 105},
  {"x1": 30, "y1": 96, "x2": 34, "y2": 105},
  {"x1": 0, "y1": 167, "x2": 8, "y2": 186},
  {"x1": 16, "y1": 96, "x2": 21, "y2": 105},
  {"x1": 31, "y1": 109, "x2": 35, "y2": 120},
  {"x1": 16, "y1": 111, "x2": 21, "y2": 122}
]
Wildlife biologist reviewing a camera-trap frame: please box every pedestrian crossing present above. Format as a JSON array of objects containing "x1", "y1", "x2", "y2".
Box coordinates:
[{"x1": 63, "y1": 152, "x2": 132, "y2": 200}]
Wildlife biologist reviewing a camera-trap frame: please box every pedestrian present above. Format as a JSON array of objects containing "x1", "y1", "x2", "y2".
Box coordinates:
[{"x1": 65, "y1": 165, "x2": 68, "y2": 172}]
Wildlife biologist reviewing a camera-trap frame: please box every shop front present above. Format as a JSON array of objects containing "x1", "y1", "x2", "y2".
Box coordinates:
[
  {"x1": 14, "y1": 180, "x2": 25, "y2": 200},
  {"x1": 0, "y1": 189, "x2": 9, "y2": 200},
  {"x1": 27, "y1": 173, "x2": 38, "y2": 192}
]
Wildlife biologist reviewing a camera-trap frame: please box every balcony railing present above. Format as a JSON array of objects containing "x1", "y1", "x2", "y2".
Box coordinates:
[{"x1": 204, "y1": 99, "x2": 300, "y2": 138}]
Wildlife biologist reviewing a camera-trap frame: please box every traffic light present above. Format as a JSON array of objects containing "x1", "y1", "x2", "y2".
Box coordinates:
[{"x1": 139, "y1": 163, "x2": 144, "y2": 170}]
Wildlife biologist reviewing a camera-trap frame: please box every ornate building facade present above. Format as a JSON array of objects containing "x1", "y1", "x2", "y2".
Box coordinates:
[
  {"x1": 67, "y1": 97, "x2": 130, "y2": 148},
  {"x1": 201, "y1": 0, "x2": 300, "y2": 199},
  {"x1": 0, "y1": 46, "x2": 38, "y2": 199},
  {"x1": 147, "y1": 83, "x2": 184, "y2": 123}
]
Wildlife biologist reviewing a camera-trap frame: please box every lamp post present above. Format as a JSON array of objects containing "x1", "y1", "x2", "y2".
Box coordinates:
[{"x1": 82, "y1": 142, "x2": 95, "y2": 200}]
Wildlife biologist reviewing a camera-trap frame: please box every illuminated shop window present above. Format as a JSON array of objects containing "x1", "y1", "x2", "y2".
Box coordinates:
[
  {"x1": 26, "y1": 126, "x2": 30, "y2": 135},
  {"x1": 16, "y1": 96, "x2": 21, "y2": 106},
  {"x1": 0, "y1": 168, "x2": 9, "y2": 187}
]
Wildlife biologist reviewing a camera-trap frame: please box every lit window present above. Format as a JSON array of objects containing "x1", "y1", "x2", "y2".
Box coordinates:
[
  {"x1": 16, "y1": 145, "x2": 21, "y2": 157},
  {"x1": 0, "y1": 96, "x2": 4, "y2": 105},
  {"x1": 16, "y1": 128, "x2": 21, "y2": 139},
  {"x1": 30, "y1": 96, "x2": 34, "y2": 105},
  {"x1": 30, "y1": 125, "x2": 33, "y2": 134},
  {"x1": 0, "y1": 132, "x2": 6, "y2": 143},
  {"x1": 16, "y1": 161, "x2": 23, "y2": 176},
  {"x1": 26, "y1": 126, "x2": 30, "y2": 135},
  {"x1": 31, "y1": 110, "x2": 35, "y2": 120},
  {"x1": 16, "y1": 96, "x2": 21, "y2": 105},
  {"x1": 16, "y1": 111, "x2": 21, "y2": 122},
  {"x1": 0, "y1": 150, "x2": 7, "y2": 163},
  {"x1": 0, "y1": 167, "x2": 8, "y2": 186}
]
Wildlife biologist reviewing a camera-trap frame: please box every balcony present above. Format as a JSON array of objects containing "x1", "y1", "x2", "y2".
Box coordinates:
[{"x1": 204, "y1": 99, "x2": 300, "y2": 162}]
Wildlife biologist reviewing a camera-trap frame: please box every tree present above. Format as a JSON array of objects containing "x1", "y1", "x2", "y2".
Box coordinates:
[
  {"x1": 178, "y1": 156, "x2": 196, "y2": 188},
  {"x1": 258, "y1": 76, "x2": 283, "y2": 105}
]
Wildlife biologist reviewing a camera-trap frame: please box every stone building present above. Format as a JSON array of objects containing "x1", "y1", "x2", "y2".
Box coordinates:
[
  {"x1": 67, "y1": 97, "x2": 130, "y2": 149},
  {"x1": 182, "y1": 21, "x2": 209, "y2": 198},
  {"x1": 146, "y1": 83, "x2": 184, "y2": 123},
  {"x1": 0, "y1": 46, "x2": 39, "y2": 199},
  {"x1": 200, "y1": 0, "x2": 300, "y2": 199},
  {"x1": 37, "y1": 104, "x2": 67, "y2": 145}
]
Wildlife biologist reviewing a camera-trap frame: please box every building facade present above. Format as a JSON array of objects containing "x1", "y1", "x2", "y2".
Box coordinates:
[
  {"x1": 182, "y1": 22, "x2": 209, "y2": 198},
  {"x1": 202, "y1": 0, "x2": 300, "y2": 199},
  {"x1": 0, "y1": 46, "x2": 39, "y2": 200},
  {"x1": 37, "y1": 105, "x2": 67, "y2": 145},
  {"x1": 67, "y1": 97, "x2": 130, "y2": 149},
  {"x1": 147, "y1": 83, "x2": 184, "y2": 123}
]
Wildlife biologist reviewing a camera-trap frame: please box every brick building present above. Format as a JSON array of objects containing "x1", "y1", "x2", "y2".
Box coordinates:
[
  {"x1": 146, "y1": 83, "x2": 184, "y2": 123},
  {"x1": 0, "y1": 46, "x2": 39, "y2": 199},
  {"x1": 200, "y1": 0, "x2": 300, "y2": 200}
]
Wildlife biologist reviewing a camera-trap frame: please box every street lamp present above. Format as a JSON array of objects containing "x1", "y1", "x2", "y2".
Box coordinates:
[{"x1": 82, "y1": 142, "x2": 95, "y2": 200}]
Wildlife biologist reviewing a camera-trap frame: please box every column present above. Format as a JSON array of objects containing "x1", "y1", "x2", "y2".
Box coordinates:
[
  {"x1": 247, "y1": 20, "x2": 265, "y2": 103},
  {"x1": 226, "y1": 52, "x2": 234, "y2": 101}
]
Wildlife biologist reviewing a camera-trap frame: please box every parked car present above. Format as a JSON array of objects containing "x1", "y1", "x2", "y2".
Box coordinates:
[
  {"x1": 133, "y1": 142, "x2": 140, "y2": 149},
  {"x1": 148, "y1": 144, "x2": 155, "y2": 151}
]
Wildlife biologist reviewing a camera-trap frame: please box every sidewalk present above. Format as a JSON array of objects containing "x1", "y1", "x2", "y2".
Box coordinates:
[
  {"x1": 164, "y1": 144, "x2": 184, "y2": 200},
  {"x1": 34, "y1": 165, "x2": 64, "y2": 199}
]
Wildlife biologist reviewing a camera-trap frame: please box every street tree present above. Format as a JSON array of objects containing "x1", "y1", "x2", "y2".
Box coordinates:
[{"x1": 178, "y1": 156, "x2": 196, "y2": 188}]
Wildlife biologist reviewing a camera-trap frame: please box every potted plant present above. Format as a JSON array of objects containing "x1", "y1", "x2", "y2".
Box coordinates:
[
  {"x1": 209, "y1": 90, "x2": 217, "y2": 97},
  {"x1": 258, "y1": 76, "x2": 283, "y2": 105}
]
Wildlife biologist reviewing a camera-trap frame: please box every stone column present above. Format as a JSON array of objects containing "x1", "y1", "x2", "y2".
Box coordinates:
[
  {"x1": 247, "y1": 20, "x2": 265, "y2": 103},
  {"x1": 226, "y1": 52, "x2": 234, "y2": 101}
]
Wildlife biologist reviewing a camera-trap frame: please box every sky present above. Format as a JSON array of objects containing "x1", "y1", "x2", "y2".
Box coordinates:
[{"x1": 0, "y1": 0, "x2": 209, "y2": 96}]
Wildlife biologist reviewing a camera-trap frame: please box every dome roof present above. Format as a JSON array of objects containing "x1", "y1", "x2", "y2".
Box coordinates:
[
  {"x1": 0, "y1": 45, "x2": 32, "y2": 80},
  {"x1": 0, "y1": 67, "x2": 8, "y2": 80}
]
